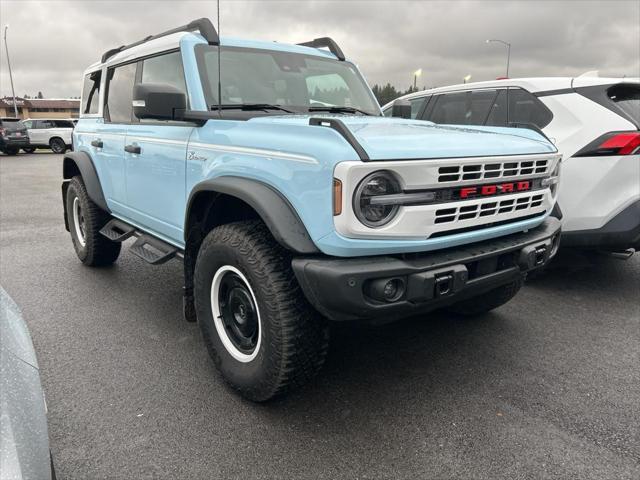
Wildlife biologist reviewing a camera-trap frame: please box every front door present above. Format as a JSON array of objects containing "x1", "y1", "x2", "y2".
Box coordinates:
[{"x1": 123, "y1": 50, "x2": 193, "y2": 245}]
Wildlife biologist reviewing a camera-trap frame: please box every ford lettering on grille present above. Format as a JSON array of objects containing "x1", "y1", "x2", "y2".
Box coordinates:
[{"x1": 459, "y1": 181, "x2": 531, "y2": 199}]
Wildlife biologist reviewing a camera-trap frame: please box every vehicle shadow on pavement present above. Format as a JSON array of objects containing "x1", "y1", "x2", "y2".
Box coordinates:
[{"x1": 261, "y1": 248, "x2": 638, "y2": 410}]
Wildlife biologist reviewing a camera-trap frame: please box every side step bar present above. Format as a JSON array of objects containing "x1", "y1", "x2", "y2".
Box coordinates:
[
  {"x1": 99, "y1": 219, "x2": 136, "y2": 242},
  {"x1": 100, "y1": 218, "x2": 180, "y2": 265},
  {"x1": 130, "y1": 236, "x2": 178, "y2": 265}
]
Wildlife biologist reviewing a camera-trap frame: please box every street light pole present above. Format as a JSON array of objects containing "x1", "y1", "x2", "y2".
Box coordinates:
[
  {"x1": 413, "y1": 69, "x2": 422, "y2": 90},
  {"x1": 3, "y1": 25, "x2": 19, "y2": 117},
  {"x1": 486, "y1": 39, "x2": 511, "y2": 78}
]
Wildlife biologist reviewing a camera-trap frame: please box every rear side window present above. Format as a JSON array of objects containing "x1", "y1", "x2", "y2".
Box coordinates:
[
  {"x1": 608, "y1": 85, "x2": 640, "y2": 123},
  {"x1": 82, "y1": 71, "x2": 101, "y2": 114},
  {"x1": 507, "y1": 88, "x2": 553, "y2": 128},
  {"x1": 105, "y1": 63, "x2": 137, "y2": 123},
  {"x1": 2, "y1": 120, "x2": 25, "y2": 131},
  {"x1": 53, "y1": 120, "x2": 74, "y2": 128},
  {"x1": 141, "y1": 51, "x2": 188, "y2": 97}
]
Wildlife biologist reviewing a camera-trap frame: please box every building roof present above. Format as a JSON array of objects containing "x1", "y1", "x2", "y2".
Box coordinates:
[
  {"x1": 0, "y1": 97, "x2": 80, "y2": 109},
  {"x1": 27, "y1": 98, "x2": 80, "y2": 109}
]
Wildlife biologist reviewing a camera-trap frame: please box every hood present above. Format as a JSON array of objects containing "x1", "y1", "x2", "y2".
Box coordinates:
[{"x1": 249, "y1": 115, "x2": 556, "y2": 160}]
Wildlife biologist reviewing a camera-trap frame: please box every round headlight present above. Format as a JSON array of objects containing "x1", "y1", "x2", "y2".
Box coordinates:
[{"x1": 353, "y1": 171, "x2": 402, "y2": 228}]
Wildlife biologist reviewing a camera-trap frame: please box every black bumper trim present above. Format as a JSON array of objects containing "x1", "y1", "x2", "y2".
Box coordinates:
[
  {"x1": 561, "y1": 200, "x2": 640, "y2": 251},
  {"x1": 293, "y1": 217, "x2": 561, "y2": 321}
]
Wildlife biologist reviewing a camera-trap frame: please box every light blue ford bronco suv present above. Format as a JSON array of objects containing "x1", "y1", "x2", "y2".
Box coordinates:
[{"x1": 63, "y1": 19, "x2": 561, "y2": 401}]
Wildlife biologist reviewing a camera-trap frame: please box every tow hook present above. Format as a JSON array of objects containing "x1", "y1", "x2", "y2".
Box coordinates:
[
  {"x1": 434, "y1": 273, "x2": 454, "y2": 297},
  {"x1": 518, "y1": 242, "x2": 551, "y2": 270},
  {"x1": 534, "y1": 246, "x2": 547, "y2": 266}
]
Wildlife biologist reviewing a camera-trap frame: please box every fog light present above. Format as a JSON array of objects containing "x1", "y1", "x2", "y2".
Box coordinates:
[{"x1": 366, "y1": 277, "x2": 406, "y2": 303}]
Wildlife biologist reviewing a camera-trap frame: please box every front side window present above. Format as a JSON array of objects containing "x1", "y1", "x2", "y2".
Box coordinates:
[
  {"x1": 82, "y1": 71, "x2": 101, "y2": 114},
  {"x1": 36, "y1": 120, "x2": 55, "y2": 129},
  {"x1": 22, "y1": 120, "x2": 33, "y2": 129},
  {"x1": 105, "y1": 62, "x2": 137, "y2": 123},
  {"x1": 428, "y1": 90, "x2": 497, "y2": 125},
  {"x1": 196, "y1": 45, "x2": 380, "y2": 115},
  {"x1": 141, "y1": 51, "x2": 188, "y2": 97},
  {"x1": 429, "y1": 92, "x2": 468, "y2": 124}
]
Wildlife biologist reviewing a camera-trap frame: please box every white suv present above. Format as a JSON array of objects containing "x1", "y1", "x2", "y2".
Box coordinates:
[
  {"x1": 22, "y1": 118, "x2": 74, "y2": 154},
  {"x1": 384, "y1": 77, "x2": 640, "y2": 254}
]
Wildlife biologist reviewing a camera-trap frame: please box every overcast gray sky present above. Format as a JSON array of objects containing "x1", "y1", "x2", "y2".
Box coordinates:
[{"x1": 1, "y1": 0, "x2": 638, "y2": 99}]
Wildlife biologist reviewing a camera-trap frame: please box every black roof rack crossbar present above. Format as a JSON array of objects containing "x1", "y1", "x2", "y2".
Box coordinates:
[
  {"x1": 101, "y1": 18, "x2": 220, "y2": 63},
  {"x1": 298, "y1": 37, "x2": 345, "y2": 61}
]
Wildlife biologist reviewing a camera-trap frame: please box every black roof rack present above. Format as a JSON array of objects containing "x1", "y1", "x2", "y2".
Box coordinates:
[
  {"x1": 297, "y1": 37, "x2": 345, "y2": 61},
  {"x1": 101, "y1": 18, "x2": 219, "y2": 63}
]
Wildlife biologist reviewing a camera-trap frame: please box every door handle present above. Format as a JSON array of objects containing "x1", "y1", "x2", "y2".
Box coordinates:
[
  {"x1": 91, "y1": 140, "x2": 103, "y2": 148},
  {"x1": 124, "y1": 144, "x2": 141, "y2": 154}
]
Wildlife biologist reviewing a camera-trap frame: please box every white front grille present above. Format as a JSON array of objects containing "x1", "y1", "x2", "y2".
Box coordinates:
[
  {"x1": 438, "y1": 159, "x2": 549, "y2": 183},
  {"x1": 434, "y1": 193, "x2": 545, "y2": 224}
]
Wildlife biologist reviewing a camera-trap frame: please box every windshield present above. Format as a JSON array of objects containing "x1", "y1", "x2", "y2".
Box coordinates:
[{"x1": 195, "y1": 45, "x2": 380, "y2": 115}]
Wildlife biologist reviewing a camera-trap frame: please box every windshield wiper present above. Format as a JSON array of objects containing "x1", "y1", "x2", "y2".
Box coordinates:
[
  {"x1": 211, "y1": 104, "x2": 295, "y2": 113},
  {"x1": 307, "y1": 106, "x2": 373, "y2": 116}
]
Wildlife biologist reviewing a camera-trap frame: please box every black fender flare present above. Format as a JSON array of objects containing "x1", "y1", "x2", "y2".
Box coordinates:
[
  {"x1": 186, "y1": 176, "x2": 319, "y2": 254},
  {"x1": 62, "y1": 151, "x2": 109, "y2": 212}
]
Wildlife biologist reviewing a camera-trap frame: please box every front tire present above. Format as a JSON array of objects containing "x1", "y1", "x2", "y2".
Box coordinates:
[
  {"x1": 194, "y1": 220, "x2": 329, "y2": 402},
  {"x1": 66, "y1": 176, "x2": 121, "y2": 266},
  {"x1": 4, "y1": 147, "x2": 19, "y2": 155},
  {"x1": 447, "y1": 278, "x2": 523, "y2": 316},
  {"x1": 50, "y1": 138, "x2": 67, "y2": 154}
]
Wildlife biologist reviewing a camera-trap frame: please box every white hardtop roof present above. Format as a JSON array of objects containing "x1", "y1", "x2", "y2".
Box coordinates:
[{"x1": 84, "y1": 31, "x2": 342, "y2": 75}]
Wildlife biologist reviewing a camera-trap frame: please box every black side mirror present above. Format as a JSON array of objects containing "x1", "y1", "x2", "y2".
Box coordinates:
[
  {"x1": 391, "y1": 99, "x2": 412, "y2": 119},
  {"x1": 133, "y1": 83, "x2": 186, "y2": 120}
]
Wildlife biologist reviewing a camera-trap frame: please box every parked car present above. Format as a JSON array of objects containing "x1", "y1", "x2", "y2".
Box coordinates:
[
  {"x1": 0, "y1": 287, "x2": 54, "y2": 480},
  {"x1": 22, "y1": 118, "x2": 74, "y2": 154},
  {"x1": 383, "y1": 77, "x2": 640, "y2": 254},
  {"x1": 0, "y1": 117, "x2": 30, "y2": 155},
  {"x1": 63, "y1": 18, "x2": 561, "y2": 401}
]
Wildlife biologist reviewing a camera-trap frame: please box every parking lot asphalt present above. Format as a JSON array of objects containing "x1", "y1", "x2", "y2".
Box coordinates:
[{"x1": 1, "y1": 152, "x2": 639, "y2": 480}]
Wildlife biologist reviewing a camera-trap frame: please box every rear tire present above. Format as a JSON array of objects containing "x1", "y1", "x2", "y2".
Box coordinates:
[
  {"x1": 194, "y1": 220, "x2": 329, "y2": 402},
  {"x1": 66, "y1": 176, "x2": 121, "y2": 266},
  {"x1": 50, "y1": 137, "x2": 67, "y2": 154},
  {"x1": 22, "y1": 147, "x2": 36, "y2": 154},
  {"x1": 447, "y1": 278, "x2": 523, "y2": 316}
]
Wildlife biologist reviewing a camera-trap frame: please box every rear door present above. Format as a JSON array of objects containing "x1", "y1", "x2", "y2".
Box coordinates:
[
  {"x1": 96, "y1": 62, "x2": 137, "y2": 211},
  {"x1": 124, "y1": 50, "x2": 193, "y2": 243},
  {"x1": 33, "y1": 120, "x2": 52, "y2": 144}
]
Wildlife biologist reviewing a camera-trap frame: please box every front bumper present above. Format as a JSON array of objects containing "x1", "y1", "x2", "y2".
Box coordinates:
[
  {"x1": 561, "y1": 200, "x2": 640, "y2": 251},
  {"x1": 293, "y1": 217, "x2": 561, "y2": 321}
]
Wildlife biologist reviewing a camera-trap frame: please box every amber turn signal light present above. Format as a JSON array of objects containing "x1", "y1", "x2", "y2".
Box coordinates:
[{"x1": 333, "y1": 179, "x2": 342, "y2": 215}]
